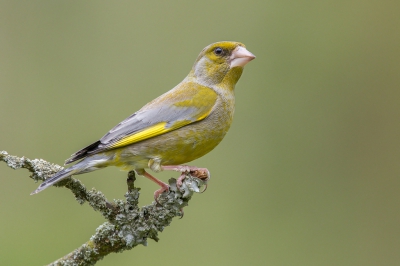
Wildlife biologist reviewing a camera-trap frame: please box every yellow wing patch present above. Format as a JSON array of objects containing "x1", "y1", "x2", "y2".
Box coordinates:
[
  {"x1": 108, "y1": 119, "x2": 200, "y2": 149},
  {"x1": 109, "y1": 122, "x2": 168, "y2": 149},
  {"x1": 107, "y1": 85, "x2": 218, "y2": 149}
]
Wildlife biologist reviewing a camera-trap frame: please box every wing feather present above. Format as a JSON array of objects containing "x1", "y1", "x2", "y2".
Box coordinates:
[{"x1": 66, "y1": 82, "x2": 218, "y2": 163}]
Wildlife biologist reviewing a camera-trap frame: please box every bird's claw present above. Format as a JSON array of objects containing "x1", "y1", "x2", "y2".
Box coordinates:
[
  {"x1": 153, "y1": 185, "x2": 170, "y2": 205},
  {"x1": 174, "y1": 167, "x2": 210, "y2": 193},
  {"x1": 176, "y1": 173, "x2": 186, "y2": 189},
  {"x1": 200, "y1": 184, "x2": 208, "y2": 193}
]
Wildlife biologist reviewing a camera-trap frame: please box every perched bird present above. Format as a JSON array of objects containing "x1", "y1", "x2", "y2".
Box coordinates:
[{"x1": 32, "y1": 41, "x2": 255, "y2": 200}]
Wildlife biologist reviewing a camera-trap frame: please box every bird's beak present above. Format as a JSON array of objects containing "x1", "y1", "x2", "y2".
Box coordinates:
[{"x1": 230, "y1": 46, "x2": 256, "y2": 68}]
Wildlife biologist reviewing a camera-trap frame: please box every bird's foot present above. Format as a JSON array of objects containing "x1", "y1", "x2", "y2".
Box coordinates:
[
  {"x1": 162, "y1": 165, "x2": 211, "y2": 193},
  {"x1": 175, "y1": 172, "x2": 207, "y2": 193},
  {"x1": 176, "y1": 173, "x2": 186, "y2": 189},
  {"x1": 163, "y1": 165, "x2": 210, "y2": 190},
  {"x1": 153, "y1": 183, "x2": 170, "y2": 205},
  {"x1": 141, "y1": 170, "x2": 170, "y2": 205},
  {"x1": 162, "y1": 165, "x2": 210, "y2": 179}
]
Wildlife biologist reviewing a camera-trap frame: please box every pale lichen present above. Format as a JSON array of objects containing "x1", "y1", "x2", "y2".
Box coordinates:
[{"x1": 1, "y1": 151, "x2": 208, "y2": 266}]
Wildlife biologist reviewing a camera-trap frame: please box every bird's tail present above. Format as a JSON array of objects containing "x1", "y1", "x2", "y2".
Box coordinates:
[
  {"x1": 30, "y1": 165, "x2": 80, "y2": 195},
  {"x1": 30, "y1": 153, "x2": 112, "y2": 195}
]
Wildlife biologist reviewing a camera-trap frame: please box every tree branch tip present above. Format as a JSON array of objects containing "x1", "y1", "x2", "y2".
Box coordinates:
[{"x1": 1, "y1": 150, "x2": 209, "y2": 265}]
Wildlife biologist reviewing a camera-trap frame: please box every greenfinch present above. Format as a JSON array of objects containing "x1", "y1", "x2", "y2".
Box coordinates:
[{"x1": 32, "y1": 41, "x2": 255, "y2": 199}]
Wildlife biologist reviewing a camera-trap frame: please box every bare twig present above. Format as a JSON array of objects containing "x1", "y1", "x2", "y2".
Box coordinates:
[{"x1": 0, "y1": 151, "x2": 207, "y2": 265}]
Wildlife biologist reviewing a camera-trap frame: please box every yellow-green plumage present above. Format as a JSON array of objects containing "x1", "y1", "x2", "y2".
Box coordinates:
[
  {"x1": 116, "y1": 82, "x2": 235, "y2": 169},
  {"x1": 32, "y1": 41, "x2": 255, "y2": 195}
]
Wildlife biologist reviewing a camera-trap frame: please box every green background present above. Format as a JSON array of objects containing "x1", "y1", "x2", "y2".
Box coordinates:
[{"x1": 1, "y1": 1, "x2": 399, "y2": 265}]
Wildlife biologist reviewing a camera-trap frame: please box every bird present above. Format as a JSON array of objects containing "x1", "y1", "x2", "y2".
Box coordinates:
[{"x1": 31, "y1": 41, "x2": 255, "y2": 200}]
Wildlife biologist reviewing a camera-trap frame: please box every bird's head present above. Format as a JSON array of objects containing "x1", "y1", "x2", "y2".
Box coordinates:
[{"x1": 190, "y1": 41, "x2": 255, "y2": 87}]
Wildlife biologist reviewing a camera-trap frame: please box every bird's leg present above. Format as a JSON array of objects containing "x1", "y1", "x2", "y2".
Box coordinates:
[
  {"x1": 141, "y1": 170, "x2": 169, "y2": 203},
  {"x1": 161, "y1": 165, "x2": 210, "y2": 189}
]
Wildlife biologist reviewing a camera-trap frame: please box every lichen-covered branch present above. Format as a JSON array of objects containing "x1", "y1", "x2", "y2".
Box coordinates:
[{"x1": 0, "y1": 151, "x2": 207, "y2": 265}]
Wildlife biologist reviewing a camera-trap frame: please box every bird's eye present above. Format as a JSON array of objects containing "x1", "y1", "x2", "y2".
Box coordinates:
[{"x1": 214, "y1": 47, "x2": 224, "y2": 56}]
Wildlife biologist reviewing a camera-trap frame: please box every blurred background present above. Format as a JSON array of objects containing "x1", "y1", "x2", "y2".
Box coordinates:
[{"x1": 1, "y1": 1, "x2": 399, "y2": 265}]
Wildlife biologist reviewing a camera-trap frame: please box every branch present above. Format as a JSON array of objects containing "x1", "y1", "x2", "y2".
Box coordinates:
[{"x1": 0, "y1": 151, "x2": 207, "y2": 265}]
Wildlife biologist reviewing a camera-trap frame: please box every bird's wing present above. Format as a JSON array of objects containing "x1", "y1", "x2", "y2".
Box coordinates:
[{"x1": 65, "y1": 82, "x2": 218, "y2": 163}]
